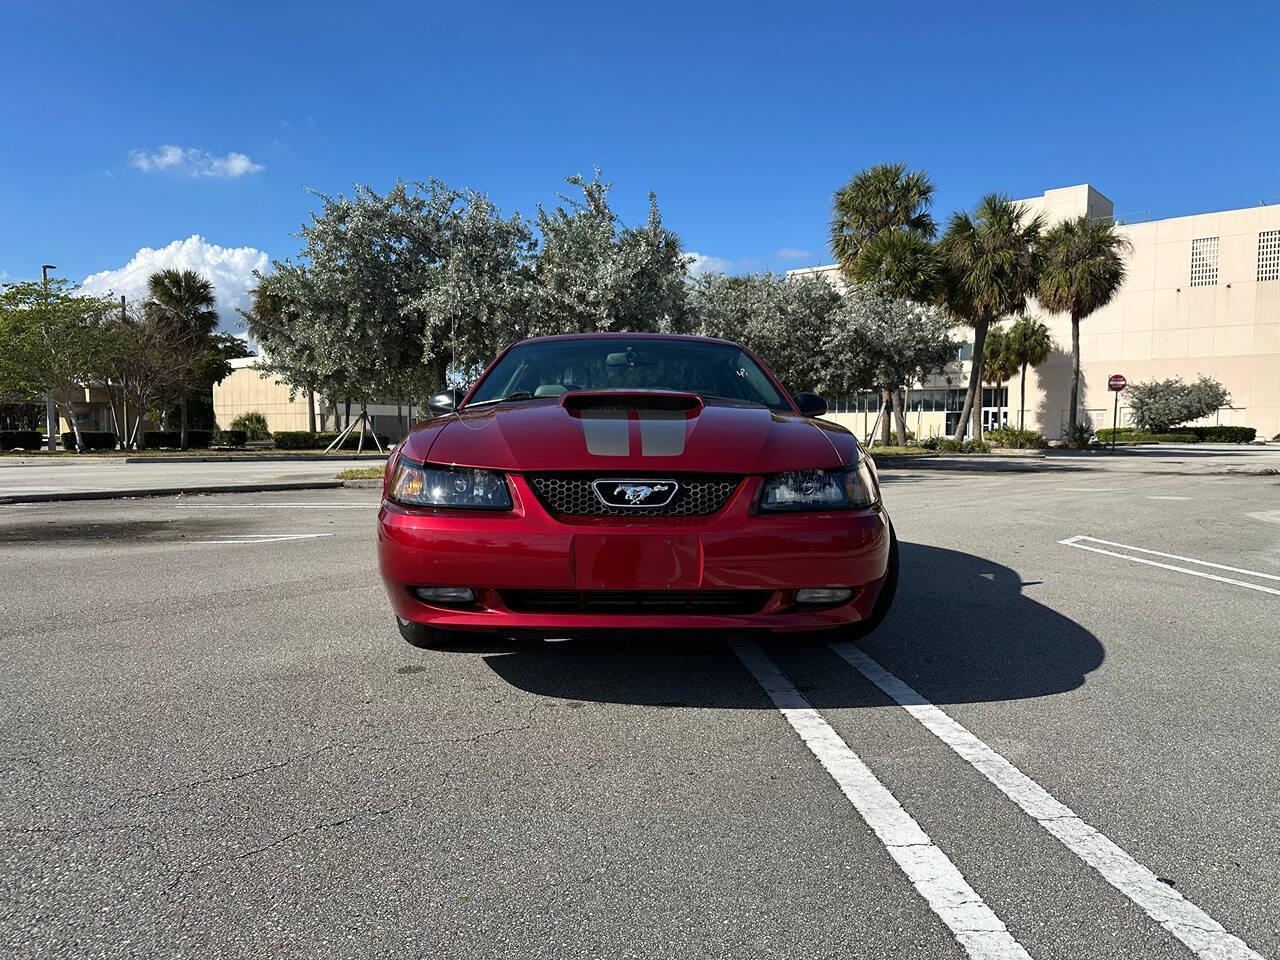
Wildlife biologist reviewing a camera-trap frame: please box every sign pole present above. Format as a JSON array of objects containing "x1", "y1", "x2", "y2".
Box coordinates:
[
  {"x1": 1112, "y1": 391, "x2": 1119, "y2": 452},
  {"x1": 1107, "y1": 373, "x2": 1127, "y2": 451}
]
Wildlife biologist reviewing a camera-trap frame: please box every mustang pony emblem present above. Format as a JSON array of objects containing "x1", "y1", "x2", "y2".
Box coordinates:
[{"x1": 591, "y1": 479, "x2": 679, "y2": 508}]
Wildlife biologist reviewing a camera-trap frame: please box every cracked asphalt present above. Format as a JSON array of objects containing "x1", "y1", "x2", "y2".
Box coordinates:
[{"x1": 2, "y1": 457, "x2": 1279, "y2": 959}]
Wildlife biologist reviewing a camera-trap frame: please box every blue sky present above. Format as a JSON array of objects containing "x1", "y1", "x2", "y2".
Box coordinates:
[{"x1": 3, "y1": 0, "x2": 1278, "y2": 325}]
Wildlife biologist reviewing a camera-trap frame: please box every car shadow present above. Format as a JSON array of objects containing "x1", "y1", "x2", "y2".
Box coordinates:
[{"x1": 469, "y1": 542, "x2": 1104, "y2": 709}]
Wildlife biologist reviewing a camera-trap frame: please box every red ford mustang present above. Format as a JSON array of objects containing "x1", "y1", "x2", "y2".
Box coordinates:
[{"x1": 378, "y1": 333, "x2": 897, "y2": 646}]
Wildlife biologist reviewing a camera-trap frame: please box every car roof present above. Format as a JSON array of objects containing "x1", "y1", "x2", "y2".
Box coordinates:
[{"x1": 510, "y1": 332, "x2": 743, "y2": 348}]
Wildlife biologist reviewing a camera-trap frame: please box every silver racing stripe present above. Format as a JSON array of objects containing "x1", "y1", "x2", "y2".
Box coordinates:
[
  {"x1": 638, "y1": 410, "x2": 687, "y2": 456},
  {"x1": 580, "y1": 410, "x2": 630, "y2": 456}
]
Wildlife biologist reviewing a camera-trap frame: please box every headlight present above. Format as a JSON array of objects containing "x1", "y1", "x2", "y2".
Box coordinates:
[
  {"x1": 389, "y1": 460, "x2": 512, "y2": 510},
  {"x1": 758, "y1": 458, "x2": 878, "y2": 512}
]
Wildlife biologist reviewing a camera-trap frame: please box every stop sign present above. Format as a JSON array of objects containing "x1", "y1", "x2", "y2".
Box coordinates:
[{"x1": 1108, "y1": 374, "x2": 1127, "y2": 392}]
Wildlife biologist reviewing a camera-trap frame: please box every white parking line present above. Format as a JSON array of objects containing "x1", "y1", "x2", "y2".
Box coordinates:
[
  {"x1": 1059, "y1": 535, "x2": 1280, "y2": 597},
  {"x1": 732, "y1": 640, "x2": 1031, "y2": 960},
  {"x1": 1146, "y1": 495, "x2": 1191, "y2": 501},
  {"x1": 196, "y1": 533, "x2": 335, "y2": 545},
  {"x1": 829, "y1": 641, "x2": 1264, "y2": 960}
]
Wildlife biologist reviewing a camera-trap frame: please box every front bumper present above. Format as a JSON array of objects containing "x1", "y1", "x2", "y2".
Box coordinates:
[{"x1": 378, "y1": 474, "x2": 891, "y2": 634}]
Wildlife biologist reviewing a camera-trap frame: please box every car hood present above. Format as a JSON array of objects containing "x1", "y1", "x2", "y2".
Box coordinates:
[{"x1": 402, "y1": 394, "x2": 856, "y2": 474}]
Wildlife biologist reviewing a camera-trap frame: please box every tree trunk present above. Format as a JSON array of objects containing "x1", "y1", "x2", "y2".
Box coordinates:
[
  {"x1": 1019, "y1": 361, "x2": 1028, "y2": 431},
  {"x1": 891, "y1": 386, "x2": 907, "y2": 446},
  {"x1": 179, "y1": 396, "x2": 189, "y2": 451},
  {"x1": 953, "y1": 320, "x2": 988, "y2": 442},
  {"x1": 879, "y1": 389, "x2": 892, "y2": 446},
  {"x1": 357, "y1": 402, "x2": 368, "y2": 454},
  {"x1": 344, "y1": 398, "x2": 352, "y2": 432},
  {"x1": 1067, "y1": 313, "x2": 1082, "y2": 445},
  {"x1": 62, "y1": 401, "x2": 85, "y2": 453},
  {"x1": 307, "y1": 388, "x2": 316, "y2": 433},
  {"x1": 134, "y1": 413, "x2": 147, "y2": 450}
]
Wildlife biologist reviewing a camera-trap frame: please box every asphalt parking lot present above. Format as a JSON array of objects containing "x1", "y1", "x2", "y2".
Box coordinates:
[{"x1": 3, "y1": 455, "x2": 1278, "y2": 959}]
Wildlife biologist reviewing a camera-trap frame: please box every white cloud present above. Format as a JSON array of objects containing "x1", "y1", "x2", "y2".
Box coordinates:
[
  {"x1": 128, "y1": 145, "x2": 264, "y2": 178},
  {"x1": 775, "y1": 248, "x2": 813, "y2": 262},
  {"x1": 80, "y1": 235, "x2": 269, "y2": 328},
  {"x1": 685, "y1": 251, "x2": 733, "y2": 276}
]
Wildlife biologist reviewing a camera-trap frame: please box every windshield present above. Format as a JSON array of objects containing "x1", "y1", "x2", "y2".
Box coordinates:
[{"x1": 465, "y1": 338, "x2": 790, "y2": 410}]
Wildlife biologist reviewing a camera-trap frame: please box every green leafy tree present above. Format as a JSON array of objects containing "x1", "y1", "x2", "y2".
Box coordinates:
[
  {"x1": 1004, "y1": 316, "x2": 1053, "y2": 430},
  {"x1": 1128, "y1": 376, "x2": 1230, "y2": 432},
  {"x1": 417, "y1": 188, "x2": 536, "y2": 385},
  {"x1": 1038, "y1": 216, "x2": 1130, "y2": 444},
  {"x1": 820, "y1": 284, "x2": 957, "y2": 445},
  {"x1": 145, "y1": 269, "x2": 220, "y2": 449},
  {"x1": 689, "y1": 272, "x2": 842, "y2": 392},
  {"x1": 529, "y1": 171, "x2": 690, "y2": 337},
  {"x1": 103, "y1": 298, "x2": 175, "y2": 449},
  {"x1": 0, "y1": 279, "x2": 116, "y2": 452},
  {"x1": 241, "y1": 271, "x2": 323, "y2": 431},
  {"x1": 938, "y1": 194, "x2": 1044, "y2": 441}
]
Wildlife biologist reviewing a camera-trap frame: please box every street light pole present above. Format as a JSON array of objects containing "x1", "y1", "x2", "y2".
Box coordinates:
[{"x1": 41, "y1": 264, "x2": 58, "y2": 452}]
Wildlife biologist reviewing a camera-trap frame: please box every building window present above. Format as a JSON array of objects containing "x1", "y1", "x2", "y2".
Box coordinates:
[
  {"x1": 1189, "y1": 236, "x2": 1219, "y2": 287},
  {"x1": 1259, "y1": 229, "x2": 1280, "y2": 282}
]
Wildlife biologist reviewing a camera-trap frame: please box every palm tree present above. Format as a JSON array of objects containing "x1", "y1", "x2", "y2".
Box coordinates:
[
  {"x1": 1038, "y1": 216, "x2": 1131, "y2": 445},
  {"x1": 830, "y1": 163, "x2": 936, "y2": 274},
  {"x1": 830, "y1": 163, "x2": 938, "y2": 444},
  {"x1": 938, "y1": 194, "x2": 1044, "y2": 442},
  {"x1": 849, "y1": 229, "x2": 941, "y2": 303},
  {"x1": 1004, "y1": 316, "x2": 1053, "y2": 431},
  {"x1": 146, "y1": 268, "x2": 218, "y2": 450},
  {"x1": 980, "y1": 324, "x2": 1018, "y2": 430}
]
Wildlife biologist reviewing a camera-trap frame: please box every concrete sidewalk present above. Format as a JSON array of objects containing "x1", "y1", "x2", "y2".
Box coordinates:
[{"x1": 0, "y1": 457, "x2": 377, "y2": 504}]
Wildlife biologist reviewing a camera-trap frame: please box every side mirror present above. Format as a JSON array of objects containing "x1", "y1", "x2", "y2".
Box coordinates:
[
  {"x1": 426, "y1": 387, "x2": 465, "y2": 417},
  {"x1": 793, "y1": 391, "x2": 828, "y2": 417}
]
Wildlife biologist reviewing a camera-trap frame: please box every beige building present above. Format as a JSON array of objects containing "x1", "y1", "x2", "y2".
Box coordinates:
[
  {"x1": 795, "y1": 184, "x2": 1280, "y2": 442},
  {"x1": 213, "y1": 356, "x2": 416, "y2": 440}
]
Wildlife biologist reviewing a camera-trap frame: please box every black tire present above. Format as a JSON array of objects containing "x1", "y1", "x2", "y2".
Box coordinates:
[
  {"x1": 396, "y1": 617, "x2": 457, "y2": 649},
  {"x1": 838, "y1": 517, "x2": 899, "y2": 640}
]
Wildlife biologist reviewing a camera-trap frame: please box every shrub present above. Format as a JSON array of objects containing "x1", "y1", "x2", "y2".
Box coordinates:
[
  {"x1": 984, "y1": 427, "x2": 1048, "y2": 449},
  {"x1": 272, "y1": 430, "x2": 391, "y2": 451},
  {"x1": 1184, "y1": 426, "x2": 1256, "y2": 443},
  {"x1": 60, "y1": 431, "x2": 118, "y2": 451},
  {"x1": 211, "y1": 429, "x2": 248, "y2": 448},
  {"x1": 140, "y1": 430, "x2": 212, "y2": 449},
  {"x1": 918, "y1": 436, "x2": 989, "y2": 454},
  {"x1": 1128, "y1": 375, "x2": 1230, "y2": 432},
  {"x1": 1070, "y1": 419, "x2": 1096, "y2": 448},
  {"x1": 229, "y1": 411, "x2": 271, "y2": 441},
  {"x1": 0, "y1": 430, "x2": 43, "y2": 450},
  {"x1": 1096, "y1": 428, "x2": 1198, "y2": 444}
]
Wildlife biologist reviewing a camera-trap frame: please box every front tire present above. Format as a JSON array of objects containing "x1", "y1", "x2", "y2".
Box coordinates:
[
  {"x1": 839, "y1": 517, "x2": 899, "y2": 640},
  {"x1": 396, "y1": 617, "x2": 459, "y2": 649}
]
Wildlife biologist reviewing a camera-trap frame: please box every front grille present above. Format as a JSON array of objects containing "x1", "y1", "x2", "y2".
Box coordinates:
[
  {"x1": 500, "y1": 589, "x2": 771, "y2": 615},
  {"x1": 528, "y1": 473, "x2": 741, "y2": 517}
]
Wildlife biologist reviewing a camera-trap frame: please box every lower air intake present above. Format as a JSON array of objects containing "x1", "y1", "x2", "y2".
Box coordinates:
[{"x1": 500, "y1": 590, "x2": 771, "y2": 615}]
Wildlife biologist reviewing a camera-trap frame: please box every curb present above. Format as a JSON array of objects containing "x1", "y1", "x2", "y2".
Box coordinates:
[
  {"x1": 0, "y1": 480, "x2": 344, "y2": 506},
  {"x1": 122, "y1": 454, "x2": 388, "y2": 464},
  {"x1": 341, "y1": 478, "x2": 383, "y2": 489}
]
